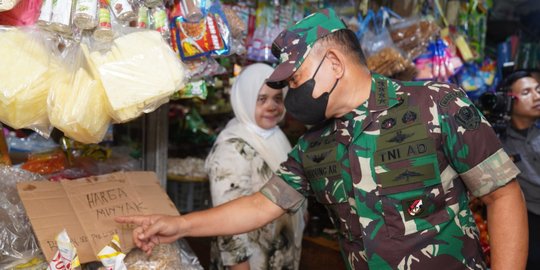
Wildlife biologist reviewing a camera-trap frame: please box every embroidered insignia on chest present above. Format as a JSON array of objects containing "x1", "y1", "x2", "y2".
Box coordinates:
[
  {"x1": 306, "y1": 149, "x2": 332, "y2": 163},
  {"x1": 394, "y1": 169, "x2": 424, "y2": 182},
  {"x1": 381, "y1": 118, "x2": 396, "y2": 129},
  {"x1": 454, "y1": 105, "x2": 481, "y2": 130},
  {"x1": 387, "y1": 130, "x2": 414, "y2": 143},
  {"x1": 402, "y1": 110, "x2": 417, "y2": 124},
  {"x1": 408, "y1": 199, "x2": 424, "y2": 216}
]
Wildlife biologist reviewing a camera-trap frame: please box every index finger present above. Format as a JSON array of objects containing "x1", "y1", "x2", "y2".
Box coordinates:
[{"x1": 114, "y1": 215, "x2": 149, "y2": 226}]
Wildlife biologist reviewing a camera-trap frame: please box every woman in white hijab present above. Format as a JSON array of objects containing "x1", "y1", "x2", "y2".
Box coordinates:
[{"x1": 205, "y1": 63, "x2": 305, "y2": 270}]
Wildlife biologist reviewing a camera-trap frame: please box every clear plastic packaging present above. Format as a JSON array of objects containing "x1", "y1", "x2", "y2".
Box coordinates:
[
  {"x1": 123, "y1": 241, "x2": 203, "y2": 270},
  {"x1": 84, "y1": 30, "x2": 187, "y2": 123},
  {"x1": 94, "y1": 0, "x2": 114, "y2": 42},
  {"x1": 0, "y1": 27, "x2": 58, "y2": 137},
  {"x1": 50, "y1": 0, "x2": 74, "y2": 34},
  {"x1": 73, "y1": 0, "x2": 98, "y2": 30},
  {"x1": 389, "y1": 17, "x2": 439, "y2": 60},
  {"x1": 0, "y1": 165, "x2": 45, "y2": 267},
  {"x1": 109, "y1": 0, "x2": 136, "y2": 22},
  {"x1": 48, "y1": 40, "x2": 112, "y2": 144}
]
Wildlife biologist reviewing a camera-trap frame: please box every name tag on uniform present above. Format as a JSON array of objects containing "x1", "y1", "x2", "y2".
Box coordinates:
[{"x1": 303, "y1": 135, "x2": 341, "y2": 180}]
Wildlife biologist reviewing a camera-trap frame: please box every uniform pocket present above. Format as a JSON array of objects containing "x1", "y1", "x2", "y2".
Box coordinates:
[
  {"x1": 380, "y1": 178, "x2": 450, "y2": 238},
  {"x1": 310, "y1": 178, "x2": 362, "y2": 241}
]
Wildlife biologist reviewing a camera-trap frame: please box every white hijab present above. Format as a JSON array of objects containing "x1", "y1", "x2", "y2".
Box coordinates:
[{"x1": 213, "y1": 63, "x2": 291, "y2": 172}]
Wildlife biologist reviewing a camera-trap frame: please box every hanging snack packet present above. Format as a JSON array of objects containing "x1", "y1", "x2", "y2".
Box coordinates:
[
  {"x1": 171, "y1": 80, "x2": 208, "y2": 100},
  {"x1": 94, "y1": 0, "x2": 114, "y2": 42},
  {"x1": 73, "y1": 0, "x2": 98, "y2": 30},
  {"x1": 208, "y1": 1, "x2": 231, "y2": 56},
  {"x1": 144, "y1": 0, "x2": 163, "y2": 9},
  {"x1": 150, "y1": 5, "x2": 170, "y2": 40},
  {"x1": 36, "y1": 0, "x2": 54, "y2": 27},
  {"x1": 97, "y1": 235, "x2": 127, "y2": 270},
  {"x1": 136, "y1": 5, "x2": 149, "y2": 28},
  {"x1": 175, "y1": 0, "x2": 227, "y2": 60},
  {"x1": 109, "y1": 0, "x2": 136, "y2": 22},
  {"x1": 50, "y1": 0, "x2": 74, "y2": 34}
]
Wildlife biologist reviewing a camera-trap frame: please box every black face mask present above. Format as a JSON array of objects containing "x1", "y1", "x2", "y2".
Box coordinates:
[{"x1": 284, "y1": 55, "x2": 339, "y2": 125}]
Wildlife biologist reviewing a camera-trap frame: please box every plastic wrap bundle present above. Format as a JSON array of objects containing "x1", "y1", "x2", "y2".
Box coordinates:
[
  {"x1": 0, "y1": 27, "x2": 59, "y2": 136},
  {"x1": 84, "y1": 30, "x2": 186, "y2": 123},
  {"x1": 48, "y1": 41, "x2": 112, "y2": 144},
  {"x1": 0, "y1": 165, "x2": 45, "y2": 267}
]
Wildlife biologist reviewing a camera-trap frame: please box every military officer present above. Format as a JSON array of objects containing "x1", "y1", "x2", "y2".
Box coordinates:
[{"x1": 116, "y1": 8, "x2": 528, "y2": 270}]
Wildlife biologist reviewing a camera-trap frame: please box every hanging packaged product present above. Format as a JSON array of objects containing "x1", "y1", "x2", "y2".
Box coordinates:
[
  {"x1": 36, "y1": 0, "x2": 53, "y2": 28},
  {"x1": 208, "y1": 1, "x2": 231, "y2": 57},
  {"x1": 94, "y1": 0, "x2": 114, "y2": 42},
  {"x1": 0, "y1": 27, "x2": 58, "y2": 136},
  {"x1": 173, "y1": 0, "x2": 231, "y2": 60},
  {"x1": 0, "y1": 124, "x2": 10, "y2": 165},
  {"x1": 389, "y1": 17, "x2": 439, "y2": 60},
  {"x1": 83, "y1": 30, "x2": 187, "y2": 123},
  {"x1": 150, "y1": 5, "x2": 170, "y2": 40},
  {"x1": 171, "y1": 80, "x2": 208, "y2": 100},
  {"x1": 136, "y1": 5, "x2": 149, "y2": 28},
  {"x1": 109, "y1": 0, "x2": 136, "y2": 22},
  {"x1": 414, "y1": 37, "x2": 463, "y2": 82},
  {"x1": 73, "y1": 0, "x2": 98, "y2": 30},
  {"x1": 144, "y1": 0, "x2": 163, "y2": 8},
  {"x1": 0, "y1": 0, "x2": 20, "y2": 11},
  {"x1": 246, "y1": 4, "x2": 278, "y2": 63},
  {"x1": 48, "y1": 41, "x2": 112, "y2": 144},
  {"x1": 50, "y1": 0, "x2": 74, "y2": 34},
  {"x1": 180, "y1": 0, "x2": 204, "y2": 23}
]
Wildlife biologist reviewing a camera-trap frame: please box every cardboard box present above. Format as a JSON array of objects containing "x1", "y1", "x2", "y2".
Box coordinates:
[{"x1": 17, "y1": 171, "x2": 179, "y2": 264}]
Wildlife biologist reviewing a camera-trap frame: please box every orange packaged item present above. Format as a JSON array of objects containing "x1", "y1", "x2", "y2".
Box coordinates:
[
  {"x1": 0, "y1": 126, "x2": 10, "y2": 165},
  {"x1": 21, "y1": 149, "x2": 66, "y2": 175}
]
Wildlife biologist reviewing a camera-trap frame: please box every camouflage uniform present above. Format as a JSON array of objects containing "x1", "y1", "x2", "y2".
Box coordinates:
[
  {"x1": 261, "y1": 8, "x2": 520, "y2": 269},
  {"x1": 262, "y1": 74, "x2": 519, "y2": 269}
]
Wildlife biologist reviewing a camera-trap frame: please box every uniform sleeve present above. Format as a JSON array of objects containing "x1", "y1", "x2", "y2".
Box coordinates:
[
  {"x1": 437, "y1": 84, "x2": 520, "y2": 197},
  {"x1": 260, "y1": 143, "x2": 307, "y2": 212},
  {"x1": 205, "y1": 140, "x2": 254, "y2": 261}
]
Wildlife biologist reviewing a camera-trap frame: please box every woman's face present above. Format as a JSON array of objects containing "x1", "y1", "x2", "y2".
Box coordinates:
[{"x1": 255, "y1": 85, "x2": 285, "y2": 129}]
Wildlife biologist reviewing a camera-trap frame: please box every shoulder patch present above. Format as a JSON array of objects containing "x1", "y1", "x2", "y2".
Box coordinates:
[
  {"x1": 439, "y1": 90, "x2": 466, "y2": 107},
  {"x1": 454, "y1": 105, "x2": 481, "y2": 130}
]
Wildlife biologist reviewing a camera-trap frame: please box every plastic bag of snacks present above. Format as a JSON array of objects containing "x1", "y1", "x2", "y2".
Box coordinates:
[
  {"x1": 83, "y1": 29, "x2": 187, "y2": 123},
  {"x1": 360, "y1": 10, "x2": 410, "y2": 77},
  {"x1": 0, "y1": 27, "x2": 59, "y2": 137},
  {"x1": 389, "y1": 17, "x2": 439, "y2": 60},
  {"x1": 122, "y1": 241, "x2": 203, "y2": 270},
  {"x1": 414, "y1": 37, "x2": 463, "y2": 82},
  {"x1": 0, "y1": 165, "x2": 45, "y2": 268},
  {"x1": 48, "y1": 40, "x2": 112, "y2": 144}
]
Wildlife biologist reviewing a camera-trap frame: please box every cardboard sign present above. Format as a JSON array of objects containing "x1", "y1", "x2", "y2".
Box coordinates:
[{"x1": 17, "y1": 171, "x2": 179, "y2": 264}]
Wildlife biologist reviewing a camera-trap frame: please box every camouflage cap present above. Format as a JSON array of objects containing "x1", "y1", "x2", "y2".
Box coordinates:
[{"x1": 266, "y1": 8, "x2": 347, "y2": 88}]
